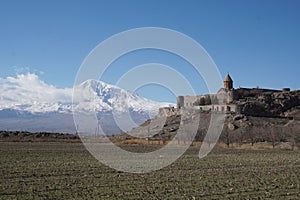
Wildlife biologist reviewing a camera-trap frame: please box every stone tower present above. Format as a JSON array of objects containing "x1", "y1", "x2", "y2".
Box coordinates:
[
  {"x1": 224, "y1": 73, "x2": 233, "y2": 90},
  {"x1": 176, "y1": 96, "x2": 184, "y2": 109}
]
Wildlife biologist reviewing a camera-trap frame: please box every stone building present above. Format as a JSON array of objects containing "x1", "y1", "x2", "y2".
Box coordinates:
[
  {"x1": 176, "y1": 73, "x2": 239, "y2": 113},
  {"x1": 158, "y1": 73, "x2": 298, "y2": 118}
]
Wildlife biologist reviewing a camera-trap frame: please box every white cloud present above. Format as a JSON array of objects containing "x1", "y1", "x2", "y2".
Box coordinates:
[
  {"x1": 0, "y1": 72, "x2": 172, "y2": 115},
  {"x1": 0, "y1": 73, "x2": 72, "y2": 111}
]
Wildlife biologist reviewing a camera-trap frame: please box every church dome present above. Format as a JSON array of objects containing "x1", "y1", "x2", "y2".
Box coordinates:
[
  {"x1": 224, "y1": 73, "x2": 233, "y2": 90},
  {"x1": 224, "y1": 74, "x2": 233, "y2": 82}
]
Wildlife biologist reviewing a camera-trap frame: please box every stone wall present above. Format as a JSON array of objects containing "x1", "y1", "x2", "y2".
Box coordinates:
[
  {"x1": 158, "y1": 107, "x2": 179, "y2": 117},
  {"x1": 233, "y1": 88, "x2": 280, "y2": 100},
  {"x1": 193, "y1": 104, "x2": 240, "y2": 113}
]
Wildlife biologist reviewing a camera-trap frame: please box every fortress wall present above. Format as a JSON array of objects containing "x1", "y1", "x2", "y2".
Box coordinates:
[
  {"x1": 234, "y1": 88, "x2": 280, "y2": 99},
  {"x1": 158, "y1": 107, "x2": 179, "y2": 117},
  {"x1": 184, "y1": 104, "x2": 239, "y2": 113},
  {"x1": 177, "y1": 96, "x2": 198, "y2": 108},
  {"x1": 209, "y1": 104, "x2": 239, "y2": 112},
  {"x1": 176, "y1": 95, "x2": 240, "y2": 113},
  {"x1": 176, "y1": 96, "x2": 184, "y2": 109},
  {"x1": 193, "y1": 105, "x2": 212, "y2": 111}
]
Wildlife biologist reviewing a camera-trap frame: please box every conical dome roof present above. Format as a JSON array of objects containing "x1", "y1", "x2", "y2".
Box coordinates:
[{"x1": 224, "y1": 74, "x2": 233, "y2": 82}]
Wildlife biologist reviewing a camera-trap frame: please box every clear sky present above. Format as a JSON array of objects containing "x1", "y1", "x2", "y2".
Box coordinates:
[{"x1": 0, "y1": 0, "x2": 299, "y2": 103}]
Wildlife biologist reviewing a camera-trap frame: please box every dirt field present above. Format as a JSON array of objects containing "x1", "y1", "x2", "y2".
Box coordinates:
[{"x1": 1, "y1": 142, "x2": 300, "y2": 199}]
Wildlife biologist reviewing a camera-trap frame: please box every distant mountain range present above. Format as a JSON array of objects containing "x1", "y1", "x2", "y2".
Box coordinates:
[{"x1": 0, "y1": 74, "x2": 172, "y2": 134}]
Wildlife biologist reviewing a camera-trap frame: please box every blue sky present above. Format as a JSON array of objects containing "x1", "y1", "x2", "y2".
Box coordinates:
[{"x1": 0, "y1": 0, "x2": 299, "y2": 103}]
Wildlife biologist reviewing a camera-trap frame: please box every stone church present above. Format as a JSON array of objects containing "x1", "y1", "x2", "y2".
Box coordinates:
[
  {"x1": 159, "y1": 73, "x2": 296, "y2": 117},
  {"x1": 176, "y1": 73, "x2": 239, "y2": 113}
]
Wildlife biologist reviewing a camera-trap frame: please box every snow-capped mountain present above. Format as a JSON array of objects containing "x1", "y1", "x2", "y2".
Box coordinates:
[
  {"x1": 73, "y1": 79, "x2": 169, "y2": 115},
  {"x1": 0, "y1": 73, "x2": 172, "y2": 134}
]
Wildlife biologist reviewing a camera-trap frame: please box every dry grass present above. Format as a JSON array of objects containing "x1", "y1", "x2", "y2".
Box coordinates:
[
  {"x1": 117, "y1": 138, "x2": 300, "y2": 151},
  {"x1": 1, "y1": 142, "x2": 300, "y2": 199}
]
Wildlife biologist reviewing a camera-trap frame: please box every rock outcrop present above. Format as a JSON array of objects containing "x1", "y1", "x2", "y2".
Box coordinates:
[{"x1": 237, "y1": 90, "x2": 300, "y2": 117}]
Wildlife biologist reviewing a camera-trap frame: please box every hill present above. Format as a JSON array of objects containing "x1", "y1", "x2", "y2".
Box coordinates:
[{"x1": 117, "y1": 104, "x2": 300, "y2": 149}]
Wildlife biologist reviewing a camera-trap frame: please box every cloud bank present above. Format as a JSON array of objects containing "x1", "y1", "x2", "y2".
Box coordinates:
[{"x1": 0, "y1": 73, "x2": 73, "y2": 112}]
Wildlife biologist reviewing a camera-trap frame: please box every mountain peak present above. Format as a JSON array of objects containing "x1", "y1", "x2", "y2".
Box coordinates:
[{"x1": 0, "y1": 74, "x2": 174, "y2": 133}]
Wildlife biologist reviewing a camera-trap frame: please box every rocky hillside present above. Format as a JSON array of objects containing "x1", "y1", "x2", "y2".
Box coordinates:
[
  {"x1": 118, "y1": 105, "x2": 300, "y2": 148},
  {"x1": 237, "y1": 90, "x2": 300, "y2": 117}
]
